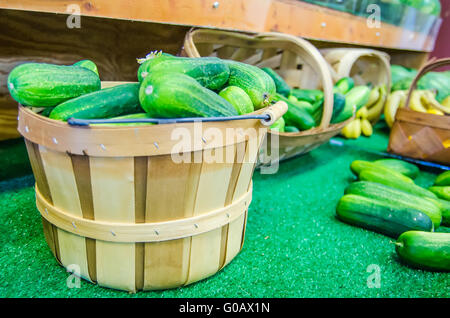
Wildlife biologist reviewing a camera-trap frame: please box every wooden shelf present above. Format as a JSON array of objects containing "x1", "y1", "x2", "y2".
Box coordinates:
[{"x1": 0, "y1": 0, "x2": 439, "y2": 52}]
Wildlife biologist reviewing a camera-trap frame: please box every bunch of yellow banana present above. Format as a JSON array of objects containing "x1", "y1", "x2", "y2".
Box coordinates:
[
  {"x1": 384, "y1": 89, "x2": 450, "y2": 128},
  {"x1": 341, "y1": 85, "x2": 386, "y2": 139}
]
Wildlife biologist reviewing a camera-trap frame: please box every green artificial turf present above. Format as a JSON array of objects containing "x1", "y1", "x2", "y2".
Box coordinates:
[{"x1": 0, "y1": 123, "x2": 448, "y2": 298}]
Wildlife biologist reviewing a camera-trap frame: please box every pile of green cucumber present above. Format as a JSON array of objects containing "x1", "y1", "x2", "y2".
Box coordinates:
[
  {"x1": 7, "y1": 52, "x2": 279, "y2": 124},
  {"x1": 336, "y1": 158, "x2": 450, "y2": 271},
  {"x1": 261, "y1": 68, "x2": 372, "y2": 133}
]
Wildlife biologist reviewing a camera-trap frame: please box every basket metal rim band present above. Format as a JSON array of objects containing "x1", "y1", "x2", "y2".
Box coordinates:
[
  {"x1": 17, "y1": 102, "x2": 286, "y2": 157},
  {"x1": 36, "y1": 183, "x2": 252, "y2": 243}
]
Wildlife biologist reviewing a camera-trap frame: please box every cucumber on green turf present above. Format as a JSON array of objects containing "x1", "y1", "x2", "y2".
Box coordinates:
[
  {"x1": 270, "y1": 117, "x2": 285, "y2": 132},
  {"x1": 7, "y1": 62, "x2": 101, "y2": 107},
  {"x1": 395, "y1": 231, "x2": 450, "y2": 271},
  {"x1": 140, "y1": 56, "x2": 230, "y2": 90},
  {"x1": 434, "y1": 170, "x2": 450, "y2": 186},
  {"x1": 373, "y1": 158, "x2": 419, "y2": 179},
  {"x1": 344, "y1": 181, "x2": 442, "y2": 227},
  {"x1": 332, "y1": 86, "x2": 371, "y2": 123},
  {"x1": 336, "y1": 194, "x2": 434, "y2": 238},
  {"x1": 261, "y1": 67, "x2": 291, "y2": 97},
  {"x1": 428, "y1": 186, "x2": 450, "y2": 201},
  {"x1": 73, "y1": 60, "x2": 99, "y2": 76},
  {"x1": 333, "y1": 77, "x2": 354, "y2": 95},
  {"x1": 219, "y1": 86, "x2": 254, "y2": 115},
  {"x1": 50, "y1": 83, "x2": 142, "y2": 121},
  {"x1": 284, "y1": 126, "x2": 300, "y2": 133},
  {"x1": 139, "y1": 72, "x2": 238, "y2": 118},
  {"x1": 359, "y1": 168, "x2": 437, "y2": 199},
  {"x1": 224, "y1": 60, "x2": 276, "y2": 109},
  {"x1": 290, "y1": 89, "x2": 323, "y2": 103},
  {"x1": 350, "y1": 160, "x2": 414, "y2": 184}
]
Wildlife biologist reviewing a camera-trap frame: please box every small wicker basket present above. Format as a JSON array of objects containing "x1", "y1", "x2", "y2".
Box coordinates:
[
  {"x1": 388, "y1": 58, "x2": 450, "y2": 165},
  {"x1": 182, "y1": 28, "x2": 348, "y2": 165}
]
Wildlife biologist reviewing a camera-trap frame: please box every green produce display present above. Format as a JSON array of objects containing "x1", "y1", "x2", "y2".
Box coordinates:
[
  {"x1": 290, "y1": 88, "x2": 323, "y2": 103},
  {"x1": 273, "y1": 93, "x2": 315, "y2": 131},
  {"x1": 73, "y1": 59, "x2": 99, "y2": 76},
  {"x1": 435, "y1": 198, "x2": 450, "y2": 226},
  {"x1": 7, "y1": 62, "x2": 101, "y2": 107},
  {"x1": 219, "y1": 86, "x2": 254, "y2": 115},
  {"x1": 225, "y1": 60, "x2": 276, "y2": 109},
  {"x1": 401, "y1": 0, "x2": 441, "y2": 16},
  {"x1": 261, "y1": 67, "x2": 291, "y2": 97},
  {"x1": 344, "y1": 181, "x2": 442, "y2": 227},
  {"x1": 49, "y1": 83, "x2": 141, "y2": 121},
  {"x1": 333, "y1": 77, "x2": 354, "y2": 95},
  {"x1": 428, "y1": 186, "x2": 450, "y2": 201},
  {"x1": 350, "y1": 160, "x2": 414, "y2": 183},
  {"x1": 359, "y1": 169, "x2": 437, "y2": 199},
  {"x1": 373, "y1": 158, "x2": 420, "y2": 179},
  {"x1": 139, "y1": 72, "x2": 238, "y2": 118},
  {"x1": 332, "y1": 86, "x2": 371, "y2": 123},
  {"x1": 139, "y1": 55, "x2": 230, "y2": 90},
  {"x1": 434, "y1": 170, "x2": 450, "y2": 186},
  {"x1": 137, "y1": 52, "x2": 177, "y2": 82},
  {"x1": 396, "y1": 231, "x2": 450, "y2": 271},
  {"x1": 284, "y1": 125, "x2": 300, "y2": 133},
  {"x1": 336, "y1": 194, "x2": 434, "y2": 238}
]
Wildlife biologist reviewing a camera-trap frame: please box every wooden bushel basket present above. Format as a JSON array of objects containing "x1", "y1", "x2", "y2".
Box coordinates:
[
  {"x1": 182, "y1": 29, "x2": 348, "y2": 165},
  {"x1": 321, "y1": 48, "x2": 391, "y2": 123},
  {"x1": 17, "y1": 91, "x2": 286, "y2": 292},
  {"x1": 388, "y1": 58, "x2": 450, "y2": 165}
]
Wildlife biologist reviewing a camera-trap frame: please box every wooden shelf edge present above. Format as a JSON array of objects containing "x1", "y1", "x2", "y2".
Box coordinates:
[{"x1": 0, "y1": 0, "x2": 438, "y2": 52}]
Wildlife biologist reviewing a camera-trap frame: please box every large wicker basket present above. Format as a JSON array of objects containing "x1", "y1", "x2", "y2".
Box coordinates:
[
  {"x1": 182, "y1": 29, "x2": 348, "y2": 165},
  {"x1": 18, "y1": 85, "x2": 286, "y2": 292}
]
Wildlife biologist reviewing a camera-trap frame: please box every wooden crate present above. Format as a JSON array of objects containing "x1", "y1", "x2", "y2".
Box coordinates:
[
  {"x1": 183, "y1": 28, "x2": 349, "y2": 165},
  {"x1": 18, "y1": 93, "x2": 286, "y2": 292}
]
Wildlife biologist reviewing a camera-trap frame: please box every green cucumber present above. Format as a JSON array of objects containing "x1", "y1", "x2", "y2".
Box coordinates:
[
  {"x1": 396, "y1": 231, "x2": 450, "y2": 271},
  {"x1": 350, "y1": 160, "x2": 414, "y2": 184},
  {"x1": 73, "y1": 60, "x2": 99, "y2": 76},
  {"x1": 140, "y1": 56, "x2": 230, "y2": 90},
  {"x1": 49, "y1": 83, "x2": 141, "y2": 121},
  {"x1": 137, "y1": 52, "x2": 177, "y2": 82},
  {"x1": 261, "y1": 67, "x2": 291, "y2": 97},
  {"x1": 344, "y1": 181, "x2": 442, "y2": 227},
  {"x1": 7, "y1": 62, "x2": 101, "y2": 107},
  {"x1": 333, "y1": 86, "x2": 371, "y2": 123},
  {"x1": 336, "y1": 194, "x2": 434, "y2": 238},
  {"x1": 224, "y1": 60, "x2": 276, "y2": 109},
  {"x1": 435, "y1": 198, "x2": 450, "y2": 226},
  {"x1": 359, "y1": 169, "x2": 437, "y2": 199},
  {"x1": 92, "y1": 113, "x2": 154, "y2": 126},
  {"x1": 428, "y1": 186, "x2": 450, "y2": 201},
  {"x1": 40, "y1": 107, "x2": 55, "y2": 117},
  {"x1": 290, "y1": 89, "x2": 323, "y2": 103},
  {"x1": 273, "y1": 93, "x2": 315, "y2": 130},
  {"x1": 333, "y1": 77, "x2": 354, "y2": 95},
  {"x1": 313, "y1": 92, "x2": 346, "y2": 125},
  {"x1": 270, "y1": 117, "x2": 285, "y2": 132},
  {"x1": 435, "y1": 170, "x2": 450, "y2": 186},
  {"x1": 373, "y1": 159, "x2": 420, "y2": 179},
  {"x1": 284, "y1": 126, "x2": 300, "y2": 133},
  {"x1": 219, "y1": 86, "x2": 254, "y2": 115},
  {"x1": 139, "y1": 72, "x2": 238, "y2": 118}
]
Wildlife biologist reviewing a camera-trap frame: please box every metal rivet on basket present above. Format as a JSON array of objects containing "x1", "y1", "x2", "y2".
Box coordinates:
[
  {"x1": 154, "y1": 229, "x2": 159, "y2": 235},
  {"x1": 194, "y1": 223, "x2": 199, "y2": 229},
  {"x1": 72, "y1": 222, "x2": 76, "y2": 229},
  {"x1": 213, "y1": 1, "x2": 219, "y2": 8},
  {"x1": 153, "y1": 142, "x2": 159, "y2": 149},
  {"x1": 52, "y1": 137, "x2": 58, "y2": 144},
  {"x1": 44, "y1": 208, "x2": 49, "y2": 215},
  {"x1": 321, "y1": 22, "x2": 326, "y2": 27},
  {"x1": 25, "y1": 126, "x2": 29, "y2": 133},
  {"x1": 100, "y1": 144, "x2": 106, "y2": 151},
  {"x1": 202, "y1": 137, "x2": 207, "y2": 144},
  {"x1": 110, "y1": 230, "x2": 116, "y2": 236},
  {"x1": 226, "y1": 213, "x2": 230, "y2": 218}
]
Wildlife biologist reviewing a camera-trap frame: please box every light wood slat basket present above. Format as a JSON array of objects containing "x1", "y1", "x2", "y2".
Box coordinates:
[
  {"x1": 182, "y1": 29, "x2": 348, "y2": 165},
  {"x1": 321, "y1": 48, "x2": 391, "y2": 123},
  {"x1": 388, "y1": 58, "x2": 450, "y2": 165},
  {"x1": 17, "y1": 87, "x2": 287, "y2": 292}
]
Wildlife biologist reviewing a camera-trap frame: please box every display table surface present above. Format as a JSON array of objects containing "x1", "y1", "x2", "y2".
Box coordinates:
[{"x1": 0, "y1": 122, "x2": 448, "y2": 298}]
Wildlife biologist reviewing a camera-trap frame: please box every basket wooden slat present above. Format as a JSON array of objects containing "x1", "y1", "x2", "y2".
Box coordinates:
[
  {"x1": 19, "y1": 86, "x2": 287, "y2": 292},
  {"x1": 182, "y1": 29, "x2": 347, "y2": 165}
]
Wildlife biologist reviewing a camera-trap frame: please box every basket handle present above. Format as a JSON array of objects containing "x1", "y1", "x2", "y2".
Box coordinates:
[{"x1": 404, "y1": 57, "x2": 450, "y2": 109}]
